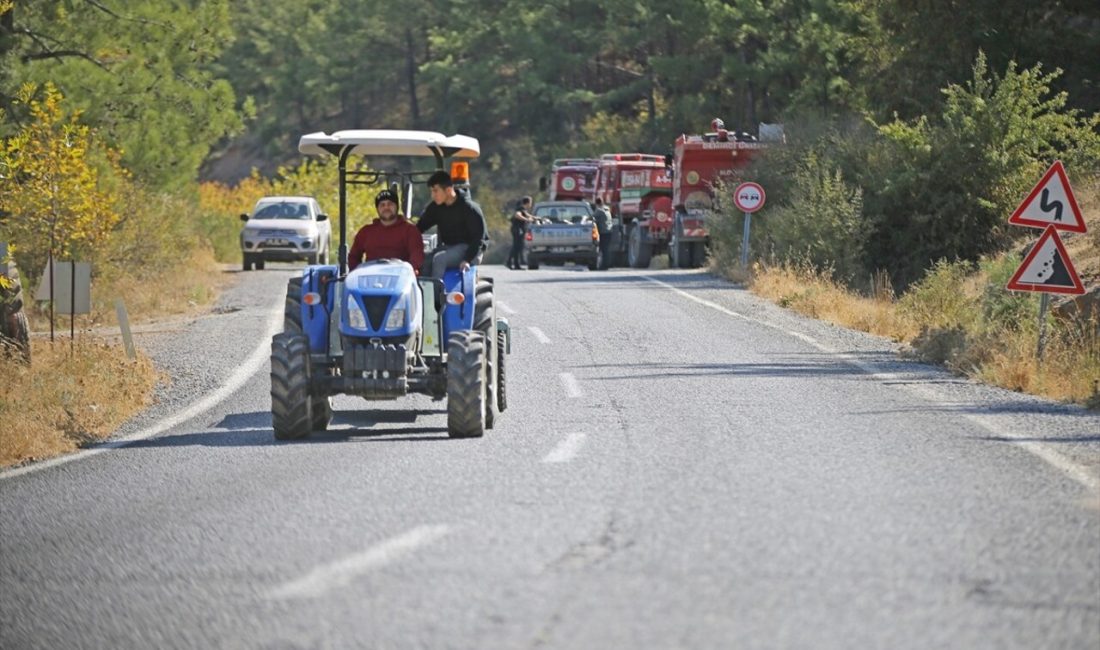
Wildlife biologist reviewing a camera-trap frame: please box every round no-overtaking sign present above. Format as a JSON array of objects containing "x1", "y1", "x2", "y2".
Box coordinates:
[{"x1": 734, "y1": 182, "x2": 766, "y2": 213}]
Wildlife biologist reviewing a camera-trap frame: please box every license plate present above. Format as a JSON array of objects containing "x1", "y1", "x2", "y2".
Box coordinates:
[
  {"x1": 265, "y1": 238, "x2": 290, "y2": 246},
  {"x1": 550, "y1": 246, "x2": 574, "y2": 253}
]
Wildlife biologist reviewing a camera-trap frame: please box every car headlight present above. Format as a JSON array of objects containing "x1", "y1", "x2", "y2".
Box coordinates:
[{"x1": 347, "y1": 295, "x2": 367, "y2": 330}]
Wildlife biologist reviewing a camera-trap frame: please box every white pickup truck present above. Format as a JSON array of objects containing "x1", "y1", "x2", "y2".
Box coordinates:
[{"x1": 526, "y1": 201, "x2": 599, "y2": 270}]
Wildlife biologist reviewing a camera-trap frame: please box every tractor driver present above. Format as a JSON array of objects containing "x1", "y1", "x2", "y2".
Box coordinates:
[
  {"x1": 347, "y1": 189, "x2": 425, "y2": 272},
  {"x1": 416, "y1": 170, "x2": 489, "y2": 278}
]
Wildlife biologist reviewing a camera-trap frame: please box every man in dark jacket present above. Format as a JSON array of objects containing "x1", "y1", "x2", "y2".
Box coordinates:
[
  {"x1": 416, "y1": 170, "x2": 489, "y2": 277},
  {"x1": 593, "y1": 196, "x2": 613, "y2": 270},
  {"x1": 507, "y1": 196, "x2": 535, "y2": 270},
  {"x1": 347, "y1": 189, "x2": 425, "y2": 272}
]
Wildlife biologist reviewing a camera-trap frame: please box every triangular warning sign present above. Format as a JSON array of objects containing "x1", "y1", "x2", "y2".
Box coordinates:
[
  {"x1": 1006, "y1": 226, "x2": 1084, "y2": 295},
  {"x1": 1008, "y1": 160, "x2": 1087, "y2": 233}
]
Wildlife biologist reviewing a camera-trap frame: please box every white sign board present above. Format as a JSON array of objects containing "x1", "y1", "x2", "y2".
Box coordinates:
[
  {"x1": 35, "y1": 259, "x2": 92, "y2": 314},
  {"x1": 733, "y1": 182, "x2": 766, "y2": 213}
]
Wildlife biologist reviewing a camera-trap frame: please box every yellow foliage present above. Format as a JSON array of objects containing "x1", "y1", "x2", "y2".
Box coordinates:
[{"x1": 0, "y1": 83, "x2": 122, "y2": 271}]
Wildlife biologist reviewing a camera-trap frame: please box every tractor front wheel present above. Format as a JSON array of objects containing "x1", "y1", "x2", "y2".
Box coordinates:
[
  {"x1": 284, "y1": 276, "x2": 303, "y2": 333},
  {"x1": 271, "y1": 332, "x2": 313, "y2": 440},
  {"x1": 446, "y1": 330, "x2": 487, "y2": 438}
]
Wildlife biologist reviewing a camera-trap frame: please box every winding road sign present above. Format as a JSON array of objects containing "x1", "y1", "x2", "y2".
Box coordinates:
[{"x1": 1008, "y1": 160, "x2": 1087, "y2": 233}]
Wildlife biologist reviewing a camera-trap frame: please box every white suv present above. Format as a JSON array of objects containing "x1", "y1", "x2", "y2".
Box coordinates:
[{"x1": 239, "y1": 196, "x2": 331, "y2": 270}]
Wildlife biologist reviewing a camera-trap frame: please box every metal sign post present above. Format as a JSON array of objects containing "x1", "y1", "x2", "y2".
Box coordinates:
[{"x1": 733, "y1": 182, "x2": 766, "y2": 270}]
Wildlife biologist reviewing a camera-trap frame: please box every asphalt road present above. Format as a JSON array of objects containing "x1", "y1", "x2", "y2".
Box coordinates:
[{"x1": 2, "y1": 265, "x2": 1098, "y2": 649}]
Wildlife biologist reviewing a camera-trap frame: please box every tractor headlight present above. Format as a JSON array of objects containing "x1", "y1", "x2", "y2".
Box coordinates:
[
  {"x1": 347, "y1": 295, "x2": 367, "y2": 330},
  {"x1": 385, "y1": 296, "x2": 408, "y2": 330}
]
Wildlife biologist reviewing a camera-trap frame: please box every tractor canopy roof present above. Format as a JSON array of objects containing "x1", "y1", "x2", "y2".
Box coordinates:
[{"x1": 298, "y1": 130, "x2": 480, "y2": 159}]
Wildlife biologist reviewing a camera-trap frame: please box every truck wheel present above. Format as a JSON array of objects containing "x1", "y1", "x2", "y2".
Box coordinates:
[
  {"x1": 587, "y1": 255, "x2": 599, "y2": 271},
  {"x1": 496, "y1": 329, "x2": 507, "y2": 412},
  {"x1": 256, "y1": 259, "x2": 266, "y2": 271},
  {"x1": 691, "y1": 242, "x2": 707, "y2": 268},
  {"x1": 672, "y1": 236, "x2": 692, "y2": 269},
  {"x1": 527, "y1": 257, "x2": 540, "y2": 270},
  {"x1": 284, "y1": 276, "x2": 303, "y2": 333},
  {"x1": 446, "y1": 330, "x2": 487, "y2": 438},
  {"x1": 628, "y1": 225, "x2": 652, "y2": 268},
  {"x1": 271, "y1": 332, "x2": 313, "y2": 440},
  {"x1": 242, "y1": 254, "x2": 253, "y2": 272}
]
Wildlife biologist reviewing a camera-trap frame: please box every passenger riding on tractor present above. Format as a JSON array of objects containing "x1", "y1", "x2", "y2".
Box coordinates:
[{"x1": 269, "y1": 130, "x2": 510, "y2": 440}]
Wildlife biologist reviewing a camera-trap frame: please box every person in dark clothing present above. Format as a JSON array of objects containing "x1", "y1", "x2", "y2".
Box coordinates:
[
  {"x1": 507, "y1": 196, "x2": 536, "y2": 270},
  {"x1": 593, "y1": 196, "x2": 613, "y2": 270},
  {"x1": 416, "y1": 170, "x2": 489, "y2": 278},
  {"x1": 347, "y1": 189, "x2": 425, "y2": 272}
]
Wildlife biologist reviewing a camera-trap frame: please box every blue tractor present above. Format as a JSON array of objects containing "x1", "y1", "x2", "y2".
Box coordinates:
[{"x1": 270, "y1": 130, "x2": 509, "y2": 440}]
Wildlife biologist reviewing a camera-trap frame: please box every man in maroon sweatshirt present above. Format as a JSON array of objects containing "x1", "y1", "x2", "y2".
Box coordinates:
[{"x1": 347, "y1": 189, "x2": 425, "y2": 272}]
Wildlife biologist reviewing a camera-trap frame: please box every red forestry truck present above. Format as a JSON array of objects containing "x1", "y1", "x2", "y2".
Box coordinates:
[
  {"x1": 666, "y1": 119, "x2": 766, "y2": 268},
  {"x1": 594, "y1": 120, "x2": 768, "y2": 268},
  {"x1": 541, "y1": 158, "x2": 599, "y2": 202},
  {"x1": 593, "y1": 153, "x2": 674, "y2": 268}
]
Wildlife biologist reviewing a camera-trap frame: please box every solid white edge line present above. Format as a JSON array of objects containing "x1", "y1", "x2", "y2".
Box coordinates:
[
  {"x1": 0, "y1": 304, "x2": 284, "y2": 481},
  {"x1": 268, "y1": 524, "x2": 451, "y2": 600},
  {"x1": 529, "y1": 326, "x2": 551, "y2": 344},
  {"x1": 560, "y1": 372, "x2": 583, "y2": 398},
  {"x1": 641, "y1": 274, "x2": 1100, "y2": 494},
  {"x1": 542, "y1": 433, "x2": 587, "y2": 463}
]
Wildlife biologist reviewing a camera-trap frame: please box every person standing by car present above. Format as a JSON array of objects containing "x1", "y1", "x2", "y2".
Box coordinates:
[
  {"x1": 592, "y1": 196, "x2": 613, "y2": 270},
  {"x1": 416, "y1": 170, "x2": 489, "y2": 278},
  {"x1": 507, "y1": 196, "x2": 536, "y2": 270},
  {"x1": 347, "y1": 189, "x2": 425, "y2": 272}
]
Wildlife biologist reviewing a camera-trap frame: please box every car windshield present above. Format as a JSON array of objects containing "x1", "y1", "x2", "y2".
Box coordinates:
[
  {"x1": 253, "y1": 202, "x2": 311, "y2": 220},
  {"x1": 534, "y1": 205, "x2": 591, "y2": 224}
]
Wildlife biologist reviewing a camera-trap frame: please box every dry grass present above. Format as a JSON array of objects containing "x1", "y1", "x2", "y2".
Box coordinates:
[
  {"x1": 0, "y1": 339, "x2": 158, "y2": 468},
  {"x1": 2, "y1": 247, "x2": 228, "y2": 469},
  {"x1": 723, "y1": 259, "x2": 1100, "y2": 408},
  {"x1": 749, "y1": 263, "x2": 918, "y2": 341}
]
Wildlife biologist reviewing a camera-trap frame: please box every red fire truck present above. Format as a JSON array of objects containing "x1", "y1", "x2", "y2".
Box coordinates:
[
  {"x1": 593, "y1": 153, "x2": 674, "y2": 268},
  {"x1": 666, "y1": 119, "x2": 766, "y2": 268},
  {"x1": 541, "y1": 158, "x2": 599, "y2": 202}
]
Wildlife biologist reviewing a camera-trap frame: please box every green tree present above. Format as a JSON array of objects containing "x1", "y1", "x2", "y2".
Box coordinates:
[{"x1": 1, "y1": 0, "x2": 244, "y2": 189}]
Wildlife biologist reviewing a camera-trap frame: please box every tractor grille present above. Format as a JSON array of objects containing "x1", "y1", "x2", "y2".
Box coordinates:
[{"x1": 362, "y1": 296, "x2": 392, "y2": 331}]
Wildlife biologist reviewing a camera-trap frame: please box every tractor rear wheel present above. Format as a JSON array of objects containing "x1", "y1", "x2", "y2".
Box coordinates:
[
  {"x1": 312, "y1": 395, "x2": 333, "y2": 431},
  {"x1": 284, "y1": 276, "x2": 303, "y2": 333},
  {"x1": 474, "y1": 281, "x2": 499, "y2": 430},
  {"x1": 446, "y1": 330, "x2": 487, "y2": 438},
  {"x1": 271, "y1": 332, "x2": 313, "y2": 440}
]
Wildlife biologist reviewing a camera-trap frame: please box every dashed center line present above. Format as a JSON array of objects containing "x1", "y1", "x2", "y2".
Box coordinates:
[
  {"x1": 529, "y1": 326, "x2": 551, "y2": 344},
  {"x1": 497, "y1": 300, "x2": 517, "y2": 315},
  {"x1": 559, "y1": 372, "x2": 583, "y2": 398},
  {"x1": 543, "y1": 433, "x2": 587, "y2": 463},
  {"x1": 267, "y1": 525, "x2": 451, "y2": 600}
]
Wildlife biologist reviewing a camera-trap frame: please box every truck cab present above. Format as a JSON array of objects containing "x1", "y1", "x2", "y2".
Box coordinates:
[{"x1": 593, "y1": 153, "x2": 673, "y2": 269}]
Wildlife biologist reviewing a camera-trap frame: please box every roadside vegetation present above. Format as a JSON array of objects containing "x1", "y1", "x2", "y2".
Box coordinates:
[{"x1": 1, "y1": 1, "x2": 1098, "y2": 467}]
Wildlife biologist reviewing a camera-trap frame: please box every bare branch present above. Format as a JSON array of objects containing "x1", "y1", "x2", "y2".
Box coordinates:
[{"x1": 21, "y1": 49, "x2": 109, "y2": 70}]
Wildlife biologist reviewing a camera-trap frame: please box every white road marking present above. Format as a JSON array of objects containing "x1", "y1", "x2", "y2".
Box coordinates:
[
  {"x1": 560, "y1": 372, "x2": 583, "y2": 398},
  {"x1": 268, "y1": 525, "x2": 450, "y2": 600},
  {"x1": 529, "y1": 326, "x2": 551, "y2": 344},
  {"x1": 0, "y1": 303, "x2": 284, "y2": 481},
  {"x1": 497, "y1": 300, "x2": 517, "y2": 315},
  {"x1": 642, "y1": 274, "x2": 1100, "y2": 494},
  {"x1": 543, "y1": 433, "x2": 587, "y2": 463}
]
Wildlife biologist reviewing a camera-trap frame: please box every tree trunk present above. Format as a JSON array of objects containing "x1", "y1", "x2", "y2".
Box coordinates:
[{"x1": 405, "y1": 27, "x2": 420, "y2": 128}]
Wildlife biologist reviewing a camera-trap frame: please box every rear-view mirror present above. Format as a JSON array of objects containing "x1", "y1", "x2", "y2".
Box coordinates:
[
  {"x1": 538, "y1": 176, "x2": 548, "y2": 192},
  {"x1": 317, "y1": 213, "x2": 329, "y2": 222},
  {"x1": 239, "y1": 213, "x2": 250, "y2": 222}
]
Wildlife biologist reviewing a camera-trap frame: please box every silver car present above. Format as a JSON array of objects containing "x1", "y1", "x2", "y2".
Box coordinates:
[{"x1": 239, "y1": 196, "x2": 331, "y2": 270}]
